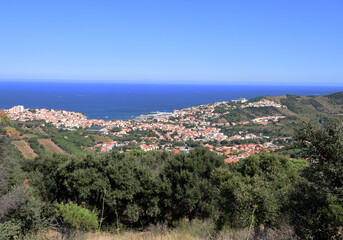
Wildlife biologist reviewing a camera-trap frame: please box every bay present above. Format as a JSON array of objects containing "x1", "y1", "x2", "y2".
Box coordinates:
[{"x1": 0, "y1": 81, "x2": 342, "y2": 120}]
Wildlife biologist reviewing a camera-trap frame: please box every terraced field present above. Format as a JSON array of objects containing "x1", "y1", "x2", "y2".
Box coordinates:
[
  {"x1": 20, "y1": 134, "x2": 37, "y2": 139},
  {"x1": 38, "y1": 139, "x2": 65, "y2": 154},
  {"x1": 12, "y1": 140, "x2": 37, "y2": 159}
]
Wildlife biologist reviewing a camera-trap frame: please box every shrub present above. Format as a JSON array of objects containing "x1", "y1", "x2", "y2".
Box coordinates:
[
  {"x1": 55, "y1": 202, "x2": 98, "y2": 231},
  {"x1": 0, "y1": 220, "x2": 21, "y2": 240}
]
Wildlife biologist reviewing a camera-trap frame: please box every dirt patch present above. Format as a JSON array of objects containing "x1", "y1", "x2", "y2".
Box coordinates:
[
  {"x1": 12, "y1": 140, "x2": 38, "y2": 159},
  {"x1": 38, "y1": 139, "x2": 65, "y2": 154},
  {"x1": 35, "y1": 127, "x2": 48, "y2": 135},
  {"x1": 20, "y1": 134, "x2": 37, "y2": 139}
]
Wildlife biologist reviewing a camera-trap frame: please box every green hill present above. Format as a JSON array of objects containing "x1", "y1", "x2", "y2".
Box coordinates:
[
  {"x1": 268, "y1": 92, "x2": 343, "y2": 120},
  {"x1": 214, "y1": 92, "x2": 343, "y2": 138}
]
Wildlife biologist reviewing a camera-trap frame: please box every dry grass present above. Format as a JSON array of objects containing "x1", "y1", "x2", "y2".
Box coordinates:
[
  {"x1": 38, "y1": 139, "x2": 65, "y2": 154},
  {"x1": 12, "y1": 140, "x2": 37, "y2": 159},
  {"x1": 85, "y1": 232, "x2": 205, "y2": 240},
  {"x1": 69, "y1": 219, "x2": 248, "y2": 240},
  {"x1": 33, "y1": 231, "x2": 204, "y2": 240},
  {"x1": 84, "y1": 228, "x2": 296, "y2": 240},
  {"x1": 20, "y1": 134, "x2": 38, "y2": 139},
  {"x1": 30, "y1": 220, "x2": 297, "y2": 240},
  {"x1": 31, "y1": 227, "x2": 297, "y2": 240}
]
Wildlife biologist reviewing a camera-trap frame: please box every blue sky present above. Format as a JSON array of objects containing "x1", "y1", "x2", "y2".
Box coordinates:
[{"x1": 0, "y1": 0, "x2": 342, "y2": 85}]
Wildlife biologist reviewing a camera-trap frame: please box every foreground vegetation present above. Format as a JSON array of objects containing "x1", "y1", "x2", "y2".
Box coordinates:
[{"x1": 1, "y1": 115, "x2": 343, "y2": 239}]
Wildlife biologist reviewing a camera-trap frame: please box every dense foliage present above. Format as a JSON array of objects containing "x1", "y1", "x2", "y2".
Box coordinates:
[
  {"x1": 213, "y1": 152, "x2": 301, "y2": 233},
  {"x1": 0, "y1": 116, "x2": 342, "y2": 239},
  {"x1": 289, "y1": 119, "x2": 343, "y2": 239},
  {"x1": 0, "y1": 119, "x2": 46, "y2": 239}
]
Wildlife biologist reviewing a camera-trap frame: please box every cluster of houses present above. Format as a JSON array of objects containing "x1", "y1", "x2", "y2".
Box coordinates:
[
  {"x1": 93, "y1": 102, "x2": 286, "y2": 162},
  {"x1": 7, "y1": 106, "x2": 105, "y2": 128},
  {"x1": 7, "y1": 99, "x2": 287, "y2": 162},
  {"x1": 251, "y1": 115, "x2": 287, "y2": 125},
  {"x1": 221, "y1": 143, "x2": 284, "y2": 162},
  {"x1": 94, "y1": 141, "x2": 119, "y2": 152},
  {"x1": 140, "y1": 144, "x2": 160, "y2": 151},
  {"x1": 241, "y1": 99, "x2": 287, "y2": 108}
]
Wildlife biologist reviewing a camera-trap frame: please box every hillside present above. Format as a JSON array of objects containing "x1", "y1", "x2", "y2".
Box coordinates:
[
  {"x1": 267, "y1": 92, "x2": 343, "y2": 120},
  {"x1": 228, "y1": 92, "x2": 343, "y2": 122},
  {"x1": 3, "y1": 92, "x2": 343, "y2": 159},
  {"x1": 213, "y1": 92, "x2": 343, "y2": 139},
  {"x1": 1, "y1": 92, "x2": 342, "y2": 240}
]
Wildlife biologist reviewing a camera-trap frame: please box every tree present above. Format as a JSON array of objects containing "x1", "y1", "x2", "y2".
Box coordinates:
[
  {"x1": 289, "y1": 119, "x2": 343, "y2": 239},
  {"x1": 159, "y1": 148, "x2": 224, "y2": 223},
  {"x1": 213, "y1": 152, "x2": 300, "y2": 238},
  {"x1": 295, "y1": 119, "x2": 343, "y2": 197},
  {"x1": 35, "y1": 151, "x2": 164, "y2": 228}
]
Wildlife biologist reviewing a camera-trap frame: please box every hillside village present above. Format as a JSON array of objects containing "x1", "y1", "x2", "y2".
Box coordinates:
[
  {"x1": 2, "y1": 92, "x2": 343, "y2": 240},
  {"x1": 5, "y1": 98, "x2": 289, "y2": 162}
]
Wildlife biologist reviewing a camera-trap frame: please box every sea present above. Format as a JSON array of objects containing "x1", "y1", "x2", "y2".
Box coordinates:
[{"x1": 0, "y1": 81, "x2": 342, "y2": 120}]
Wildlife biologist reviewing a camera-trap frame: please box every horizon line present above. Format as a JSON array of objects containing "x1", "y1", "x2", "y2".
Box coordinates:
[{"x1": 1, "y1": 78, "x2": 343, "y2": 87}]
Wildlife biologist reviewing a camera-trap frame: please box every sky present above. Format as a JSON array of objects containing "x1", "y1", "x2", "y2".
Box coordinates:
[{"x1": 0, "y1": 0, "x2": 342, "y2": 85}]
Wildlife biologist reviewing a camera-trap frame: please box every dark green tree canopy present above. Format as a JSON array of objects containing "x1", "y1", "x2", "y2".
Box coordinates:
[
  {"x1": 290, "y1": 119, "x2": 343, "y2": 239},
  {"x1": 295, "y1": 119, "x2": 343, "y2": 197},
  {"x1": 213, "y1": 152, "x2": 300, "y2": 231}
]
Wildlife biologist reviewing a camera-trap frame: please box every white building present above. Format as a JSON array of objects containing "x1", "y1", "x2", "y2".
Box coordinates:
[{"x1": 9, "y1": 105, "x2": 24, "y2": 113}]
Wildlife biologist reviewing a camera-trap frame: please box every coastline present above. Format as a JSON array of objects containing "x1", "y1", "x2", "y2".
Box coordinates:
[{"x1": 0, "y1": 82, "x2": 342, "y2": 120}]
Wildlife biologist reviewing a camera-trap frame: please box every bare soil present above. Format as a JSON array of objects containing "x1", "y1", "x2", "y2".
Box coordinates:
[
  {"x1": 38, "y1": 139, "x2": 65, "y2": 154},
  {"x1": 12, "y1": 140, "x2": 38, "y2": 159}
]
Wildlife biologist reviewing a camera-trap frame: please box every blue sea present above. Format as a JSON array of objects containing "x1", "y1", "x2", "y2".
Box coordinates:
[{"x1": 0, "y1": 81, "x2": 342, "y2": 120}]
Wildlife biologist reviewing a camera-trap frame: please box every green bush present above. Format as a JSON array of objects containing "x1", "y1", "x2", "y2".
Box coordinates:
[
  {"x1": 0, "y1": 114, "x2": 11, "y2": 125},
  {"x1": 0, "y1": 220, "x2": 21, "y2": 240},
  {"x1": 28, "y1": 138, "x2": 45, "y2": 156},
  {"x1": 55, "y1": 202, "x2": 98, "y2": 231}
]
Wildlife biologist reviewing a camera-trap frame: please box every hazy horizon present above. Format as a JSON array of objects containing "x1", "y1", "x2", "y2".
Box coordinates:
[{"x1": 1, "y1": 78, "x2": 343, "y2": 87}]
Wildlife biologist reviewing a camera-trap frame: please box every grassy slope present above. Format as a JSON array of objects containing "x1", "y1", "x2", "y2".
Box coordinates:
[
  {"x1": 227, "y1": 92, "x2": 343, "y2": 137},
  {"x1": 268, "y1": 92, "x2": 343, "y2": 120}
]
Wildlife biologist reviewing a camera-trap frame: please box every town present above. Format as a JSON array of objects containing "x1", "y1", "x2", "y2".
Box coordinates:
[{"x1": 6, "y1": 98, "x2": 287, "y2": 162}]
